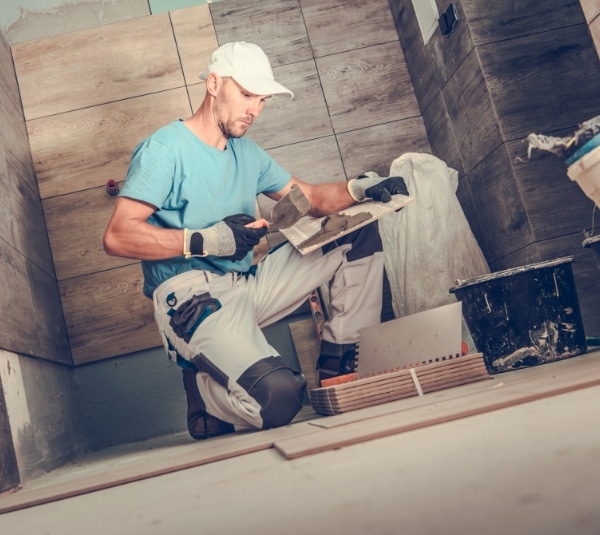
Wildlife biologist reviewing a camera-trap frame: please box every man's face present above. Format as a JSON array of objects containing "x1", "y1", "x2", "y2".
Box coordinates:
[{"x1": 214, "y1": 77, "x2": 271, "y2": 139}]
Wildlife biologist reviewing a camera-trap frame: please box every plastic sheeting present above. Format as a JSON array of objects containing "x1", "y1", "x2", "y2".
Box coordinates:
[{"x1": 379, "y1": 153, "x2": 490, "y2": 319}]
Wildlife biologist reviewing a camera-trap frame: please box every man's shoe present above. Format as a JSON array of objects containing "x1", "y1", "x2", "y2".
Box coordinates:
[
  {"x1": 182, "y1": 369, "x2": 235, "y2": 440},
  {"x1": 316, "y1": 347, "x2": 357, "y2": 385}
]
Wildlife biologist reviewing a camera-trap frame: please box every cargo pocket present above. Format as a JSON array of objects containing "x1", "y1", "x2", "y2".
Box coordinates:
[{"x1": 168, "y1": 292, "x2": 222, "y2": 343}]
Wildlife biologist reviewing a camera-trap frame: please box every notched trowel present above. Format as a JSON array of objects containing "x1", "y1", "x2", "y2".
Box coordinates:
[{"x1": 269, "y1": 184, "x2": 312, "y2": 229}]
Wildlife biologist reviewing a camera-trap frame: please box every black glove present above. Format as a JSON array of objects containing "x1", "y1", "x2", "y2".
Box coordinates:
[
  {"x1": 184, "y1": 214, "x2": 268, "y2": 261},
  {"x1": 347, "y1": 172, "x2": 409, "y2": 203}
]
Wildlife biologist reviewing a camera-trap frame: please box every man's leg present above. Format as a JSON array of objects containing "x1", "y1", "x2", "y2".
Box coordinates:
[{"x1": 246, "y1": 222, "x2": 385, "y2": 384}]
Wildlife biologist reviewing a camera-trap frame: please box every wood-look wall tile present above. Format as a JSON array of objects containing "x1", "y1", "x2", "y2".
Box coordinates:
[
  {"x1": 301, "y1": 0, "x2": 398, "y2": 57},
  {"x1": 317, "y1": 42, "x2": 419, "y2": 134},
  {"x1": 250, "y1": 60, "x2": 333, "y2": 150},
  {"x1": 478, "y1": 24, "x2": 600, "y2": 141},
  {"x1": 536, "y1": 234, "x2": 600, "y2": 336},
  {"x1": 442, "y1": 48, "x2": 502, "y2": 173},
  {"x1": 0, "y1": 82, "x2": 37, "y2": 193},
  {"x1": 465, "y1": 144, "x2": 534, "y2": 263},
  {"x1": 463, "y1": 0, "x2": 585, "y2": 46},
  {"x1": 507, "y1": 137, "x2": 596, "y2": 240},
  {"x1": 1, "y1": 159, "x2": 55, "y2": 277},
  {"x1": 390, "y1": 0, "x2": 442, "y2": 113},
  {"x1": 60, "y1": 264, "x2": 161, "y2": 365},
  {"x1": 455, "y1": 170, "x2": 490, "y2": 261},
  {"x1": 429, "y1": 1, "x2": 473, "y2": 83},
  {"x1": 337, "y1": 117, "x2": 431, "y2": 178},
  {"x1": 421, "y1": 91, "x2": 464, "y2": 177},
  {"x1": 12, "y1": 13, "x2": 185, "y2": 120},
  {"x1": 590, "y1": 14, "x2": 600, "y2": 55},
  {"x1": 28, "y1": 88, "x2": 192, "y2": 199},
  {"x1": 209, "y1": 0, "x2": 312, "y2": 67},
  {"x1": 0, "y1": 32, "x2": 20, "y2": 112},
  {"x1": 170, "y1": 4, "x2": 218, "y2": 87},
  {"x1": 580, "y1": 0, "x2": 600, "y2": 23},
  {"x1": 28, "y1": 263, "x2": 72, "y2": 364},
  {"x1": 257, "y1": 136, "x2": 347, "y2": 218},
  {"x1": 0, "y1": 244, "x2": 70, "y2": 364},
  {"x1": 43, "y1": 185, "x2": 136, "y2": 281}
]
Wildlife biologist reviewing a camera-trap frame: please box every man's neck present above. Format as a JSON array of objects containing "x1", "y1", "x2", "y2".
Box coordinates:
[{"x1": 183, "y1": 105, "x2": 228, "y2": 151}]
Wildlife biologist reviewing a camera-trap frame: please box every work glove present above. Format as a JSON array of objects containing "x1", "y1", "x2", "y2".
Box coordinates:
[
  {"x1": 347, "y1": 171, "x2": 409, "y2": 203},
  {"x1": 184, "y1": 214, "x2": 267, "y2": 261}
]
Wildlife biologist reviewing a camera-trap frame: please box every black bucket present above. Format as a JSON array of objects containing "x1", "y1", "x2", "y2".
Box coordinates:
[{"x1": 449, "y1": 257, "x2": 587, "y2": 374}]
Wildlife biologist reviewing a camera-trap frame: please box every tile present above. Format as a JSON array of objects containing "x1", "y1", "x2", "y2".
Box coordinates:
[
  {"x1": 4, "y1": 0, "x2": 150, "y2": 44},
  {"x1": 28, "y1": 88, "x2": 192, "y2": 199},
  {"x1": 507, "y1": 137, "x2": 596, "y2": 240},
  {"x1": 477, "y1": 24, "x2": 600, "y2": 141},
  {"x1": 248, "y1": 60, "x2": 333, "y2": 150},
  {"x1": 463, "y1": 0, "x2": 585, "y2": 46},
  {"x1": 257, "y1": 136, "x2": 347, "y2": 217},
  {"x1": 337, "y1": 117, "x2": 430, "y2": 179},
  {"x1": 580, "y1": 0, "x2": 600, "y2": 23},
  {"x1": 209, "y1": 0, "x2": 312, "y2": 67},
  {"x1": 442, "y1": 48, "x2": 502, "y2": 174},
  {"x1": 12, "y1": 13, "x2": 184, "y2": 120},
  {"x1": 169, "y1": 4, "x2": 218, "y2": 87},
  {"x1": 465, "y1": 144, "x2": 534, "y2": 264},
  {"x1": 60, "y1": 264, "x2": 161, "y2": 365},
  {"x1": 317, "y1": 42, "x2": 419, "y2": 134},
  {"x1": 151, "y1": 0, "x2": 219, "y2": 15},
  {"x1": 301, "y1": 0, "x2": 397, "y2": 57}
]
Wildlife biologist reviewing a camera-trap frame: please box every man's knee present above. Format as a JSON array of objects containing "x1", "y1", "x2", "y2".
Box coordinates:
[{"x1": 248, "y1": 367, "x2": 307, "y2": 429}]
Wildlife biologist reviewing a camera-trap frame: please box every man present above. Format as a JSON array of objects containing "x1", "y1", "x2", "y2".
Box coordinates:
[{"x1": 103, "y1": 41, "x2": 408, "y2": 440}]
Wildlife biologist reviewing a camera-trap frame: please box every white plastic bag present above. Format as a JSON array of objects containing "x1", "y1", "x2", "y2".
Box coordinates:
[{"x1": 379, "y1": 153, "x2": 490, "y2": 318}]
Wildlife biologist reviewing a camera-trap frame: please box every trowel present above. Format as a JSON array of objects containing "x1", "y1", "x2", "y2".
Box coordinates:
[{"x1": 269, "y1": 184, "x2": 312, "y2": 229}]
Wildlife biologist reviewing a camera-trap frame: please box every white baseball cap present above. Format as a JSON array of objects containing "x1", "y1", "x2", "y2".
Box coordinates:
[{"x1": 199, "y1": 41, "x2": 294, "y2": 99}]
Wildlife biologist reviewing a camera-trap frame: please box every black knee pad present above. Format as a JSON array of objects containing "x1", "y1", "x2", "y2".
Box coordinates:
[
  {"x1": 322, "y1": 221, "x2": 383, "y2": 262},
  {"x1": 249, "y1": 367, "x2": 307, "y2": 429}
]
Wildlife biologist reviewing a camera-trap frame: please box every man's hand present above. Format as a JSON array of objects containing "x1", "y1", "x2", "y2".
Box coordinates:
[
  {"x1": 347, "y1": 172, "x2": 409, "y2": 203},
  {"x1": 184, "y1": 214, "x2": 268, "y2": 261}
]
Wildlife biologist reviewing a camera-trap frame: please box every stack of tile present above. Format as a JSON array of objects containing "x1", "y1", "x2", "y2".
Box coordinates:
[{"x1": 309, "y1": 353, "x2": 489, "y2": 415}]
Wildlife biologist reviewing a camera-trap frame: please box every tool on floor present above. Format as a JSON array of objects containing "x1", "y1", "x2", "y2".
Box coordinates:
[
  {"x1": 355, "y1": 301, "x2": 463, "y2": 379},
  {"x1": 269, "y1": 184, "x2": 312, "y2": 229}
]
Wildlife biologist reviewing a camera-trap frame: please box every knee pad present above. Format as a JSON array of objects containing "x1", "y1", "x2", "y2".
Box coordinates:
[{"x1": 249, "y1": 367, "x2": 307, "y2": 429}]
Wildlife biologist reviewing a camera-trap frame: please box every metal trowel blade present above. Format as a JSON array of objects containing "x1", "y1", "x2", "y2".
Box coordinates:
[{"x1": 270, "y1": 184, "x2": 312, "y2": 229}]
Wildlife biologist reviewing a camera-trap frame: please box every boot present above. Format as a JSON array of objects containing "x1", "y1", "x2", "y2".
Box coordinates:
[
  {"x1": 317, "y1": 346, "x2": 357, "y2": 385},
  {"x1": 182, "y1": 369, "x2": 235, "y2": 440}
]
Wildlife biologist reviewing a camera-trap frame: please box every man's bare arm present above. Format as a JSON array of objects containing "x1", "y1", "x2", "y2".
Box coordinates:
[{"x1": 103, "y1": 197, "x2": 184, "y2": 260}]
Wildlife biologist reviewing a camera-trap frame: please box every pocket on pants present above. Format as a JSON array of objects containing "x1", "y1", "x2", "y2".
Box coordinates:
[{"x1": 168, "y1": 292, "x2": 222, "y2": 343}]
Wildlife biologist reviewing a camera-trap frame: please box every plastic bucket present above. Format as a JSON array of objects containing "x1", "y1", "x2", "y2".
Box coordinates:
[
  {"x1": 567, "y1": 145, "x2": 600, "y2": 208},
  {"x1": 449, "y1": 257, "x2": 587, "y2": 374}
]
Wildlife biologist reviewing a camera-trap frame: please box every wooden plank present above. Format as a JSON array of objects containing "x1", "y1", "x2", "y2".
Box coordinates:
[
  {"x1": 301, "y1": 0, "x2": 398, "y2": 57},
  {"x1": 29, "y1": 88, "x2": 192, "y2": 199},
  {"x1": 169, "y1": 4, "x2": 218, "y2": 87},
  {"x1": 0, "y1": 420, "x2": 321, "y2": 515},
  {"x1": 59, "y1": 264, "x2": 161, "y2": 364},
  {"x1": 316, "y1": 42, "x2": 419, "y2": 134},
  {"x1": 209, "y1": 0, "x2": 313, "y2": 68},
  {"x1": 337, "y1": 117, "x2": 430, "y2": 179},
  {"x1": 275, "y1": 350, "x2": 600, "y2": 459},
  {"x1": 12, "y1": 13, "x2": 185, "y2": 120}
]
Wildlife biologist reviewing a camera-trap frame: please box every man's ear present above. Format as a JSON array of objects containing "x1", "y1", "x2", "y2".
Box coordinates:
[{"x1": 205, "y1": 72, "x2": 221, "y2": 96}]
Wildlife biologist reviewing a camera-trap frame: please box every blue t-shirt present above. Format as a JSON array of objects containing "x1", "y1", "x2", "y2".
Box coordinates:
[{"x1": 120, "y1": 120, "x2": 291, "y2": 298}]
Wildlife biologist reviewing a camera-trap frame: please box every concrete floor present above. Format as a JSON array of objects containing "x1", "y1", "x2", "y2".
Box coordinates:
[{"x1": 1, "y1": 372, "x2": 599, "y2": 535}]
